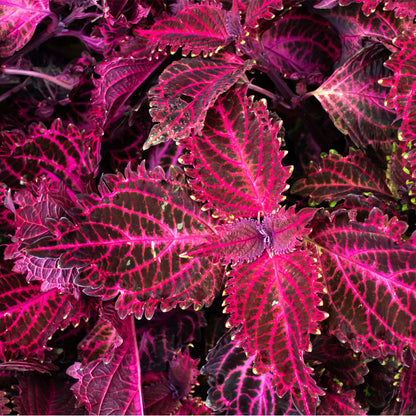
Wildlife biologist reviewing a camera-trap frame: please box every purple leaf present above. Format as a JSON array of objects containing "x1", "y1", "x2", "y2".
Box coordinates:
[
  {"x1": 310, "y1": 207, "x2": 416, "y2": 358},
  {"x1": 260, "y1": 8, "x2": 341, "y2": 83},
  {"x1": 14, "y1": 373, "x2": 86, "y2": 415},
  {"x1": 223, "y1": 251, "x2": 326, "y2": 413},
  {"x1": 134, "y1": 4, "x2": 231, "y2": 57},
  {"x1": 0, "y1": 119, "x2": 100, "y2": 194},
  {"x1": 27, "y1": 164, "x2": 224, "y2": 319},
  {"x1": 215, "y1": 219, "x2": 266, "y2": 264},
  {"x1": 180, "y1": 86, "x2": 291, "y2": 218},
  {"x1": 292, "y1": 148, "x2": 393, "y2": 205},
  {"x1": 202, "y1": 334, "x2": 290, "y2": 415},
  {"x1": 144, "y1": 54, "x2": 251, "y2": 149},
  {"x1": 311, "y1": 44, "x2": 398, "y2": 152},
  {"x1": 68, "y1": 315, "x2": 144, "y2": 415},
  {"x1": 92, "y1": 56, "x2": 164, "y2": 127},
  {"x1": 0, "y1": 0, "x2": 51, "y2": 57},
  {"x1": 0, "y1": 359, "x2": 58, "y2": 373}
]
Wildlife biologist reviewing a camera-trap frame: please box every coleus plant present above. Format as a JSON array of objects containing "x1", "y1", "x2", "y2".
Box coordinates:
[{"x1": 1, "y1": 0, "x2": 416, "y2": 414}]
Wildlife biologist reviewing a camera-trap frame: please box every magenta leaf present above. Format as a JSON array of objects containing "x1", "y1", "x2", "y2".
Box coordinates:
[
  {"x1": 180, "y1": 86, "x2": 291, "y2": 218},
  {"x1": 14, "y1": 372, "x2": 85, "y2": 415},
  {"x1": 144, "y1": 54, "x2": 251, "y2": 149},
  {"x1": 223, "y1": 251, "x2": 326, "y2": 413},
  {"x1": 0, "y1": 0, "x2": 51, "y2": 57},
  {"x1": 310, "y1": 207, "x2": 416, "y2": 358},
  {"x1": 0, "y1": 264, "x2": 74, "y2": 361},
  {"x1": 0, "y1": 119, "x2": 100, "y2": 194},
  {"x1": 383, "y1": 35, "x2": 416, "y2": 180},
  {"x1": 27, "y1": 164, "x2": 224, "y2": 319},
  {"x1": 92, "y1": 56, "x2": 164, "y2": 127},
  {"x1": 134, "y1": 4, "x2": 231, "y2": 57},
  {"x1": 311, "y1": 44, "x2": 398, "y2": 151},
  {"x1": 243, "y1": 0, "x2": 283, "y2": 29},
  {"x1": 292, "y1": 149, "x2": 393, "y2": 205},
  {"x1": 68, "y1": 315, "x2": 144, "y2": 415},
  {"x1": 201, "y1": 334, "x2": 290, "y2": 415},
  {"x1": 260, "y1": 8, "x2": 341, "y2": 83}
]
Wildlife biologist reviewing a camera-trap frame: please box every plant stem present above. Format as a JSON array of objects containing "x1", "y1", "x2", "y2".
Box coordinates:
[
  {"x1": 1, "y1": 67, "x2": 73, "y2": 90},
  {"x1": 247, "y1": 83, "x2": 276, "y2": 100}
]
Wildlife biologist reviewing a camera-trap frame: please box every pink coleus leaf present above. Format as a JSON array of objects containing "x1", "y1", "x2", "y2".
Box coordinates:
[
  {"x1": 260, "y1": 7, "x2": 341, "y2": 83},
  {"x1": 243, "y1": 0, "x2": 283, "y2": 29},
  {"x1": 311, "y1": 43, "x2": 398, "y2": 152},
  {"x1": 92, "y1": 56, "x2": 165, "y2": 127},
  {"x1": 68, "y1": 314, "x2": 144, "y2": 415},
  {"x1": 310, "y1": 207, "x2": 416, "y2": 358},
  {"x1": 0, "y1": 119, "x2": 100, "y2": 194},
  {"x1": 0, "y1": 393, "x2": 11, "y2": 415},
  {"x1": 0, "y1": 263, "x2": 74, "y2": 361},
  {"x1": 144, "y1": 54, "x2": 251, "y2": 149},
  {"x1": 383, "y1": 35, "x2": 416, "y2": 180},
  {"x1": 78, "y1": 316, "x2": 123, "y2": 365},
  {"x1": 201, "y1": 334, "x2": 290, "y2": 415},
  {"x1": 134, "y1": 3, "x2": 231, "y2": 57},
  {"x1": 14, "y1": 373, "x2": 86, "y2": 415},
  {"x1": 0, "y1": 0, "x2": 51, "y2": 57},
  {"x1": 292, "y1": 148, "x2": 393, "y2": 205},
  {"x1": 180, "y1": 86, "x2": 291, "y2": 219},
  {"x1": 27, "y1": 164, "x2": 224, "y2": 319},
  {"x1": 223, "y1": 250, "x2": 326, "y2": 413}
]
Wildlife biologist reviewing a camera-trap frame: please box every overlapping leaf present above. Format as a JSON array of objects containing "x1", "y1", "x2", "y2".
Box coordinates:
[
  {"x1": 310, "y1": 208, "x2": 416, "y2": 358},
  {"x1": 311, "y1": 44, "x2": 398, "y2": 152},
  {"x1": 260, "y1": 8, "x2": 341, "y2": 82},
  {"x1": 180, "y1": 86, "x2": 291, "y2": 218},
  {"x1": 68, "y1": 315, "x2": 144, "y2": 415},
  {"x1": 134, "y1": 4, "x2": 231, "y2": 57},
  {"x1": 201, "y1": 334, "x2": 290, "y2": 415},
  {"x1": 144, "y1": 55, "x2": 251, "y2": 149},
  {"x1": 383, "y1": 35, "x2": 416, "y2": 180},
  {"x1": 92, "y1": 56, "x2": 164, "y2": 126},
  {"x1": 0, "y1": 0, "x2": 51, "y2": 57},
  {"x1": 0, "y1": 119, "x2": 100, "y2": 194},
  {"x1": 27, "y1": 164, "x2": 223, "y2": 319},
  {"x1": 292, "y1": 149, "x2": 393, "y2": 205},
  {"x1": 243, "y1": 0, "x2": 283, "y2": 29},
  {"x1": 0, "y1": 264, "x2": 74, "y2": 361},
  {"x1": 223, "y1": 251, "x2": 326, "y2": 413}
]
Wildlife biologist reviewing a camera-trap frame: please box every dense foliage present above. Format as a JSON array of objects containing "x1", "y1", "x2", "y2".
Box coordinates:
[{"x1": 1, "y1": 0, "x2": 416, "y2": 414}]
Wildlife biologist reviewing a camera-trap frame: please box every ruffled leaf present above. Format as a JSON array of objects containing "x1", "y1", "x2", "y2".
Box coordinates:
[
  {"x1": 292, "y1": 149, "x2": 393, "y2": 205},
  {"x1": 0, "y1": 0, "x2": 51, "y2": 57},
  {"x1": 224, "y1": 251, "x2": 326, "y2": 413},
  {"x1": 311, "y1": 44, "x2": 398, "y2": 152},
  {"x1": 310, "y1": 208, "x2": 416, "y2": 358},
  {"x1": 243, "y1": 0, "x2": 283, "y2": 29},
  {"x1": 27, "y1": 165, "x2": 224, "y2": 319},
  {"x1": 134, "y1": 4, "x2": 231, "y2": 57},
  {"x1": 0, "y1": 119, "x2": 100, "y2": 194},
  {"x1": 144, "y1": 54, "x2": 251, "y2": 149},
  {"x1": 180, "y1": 86, "x2": 291, "y2": 218}
]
